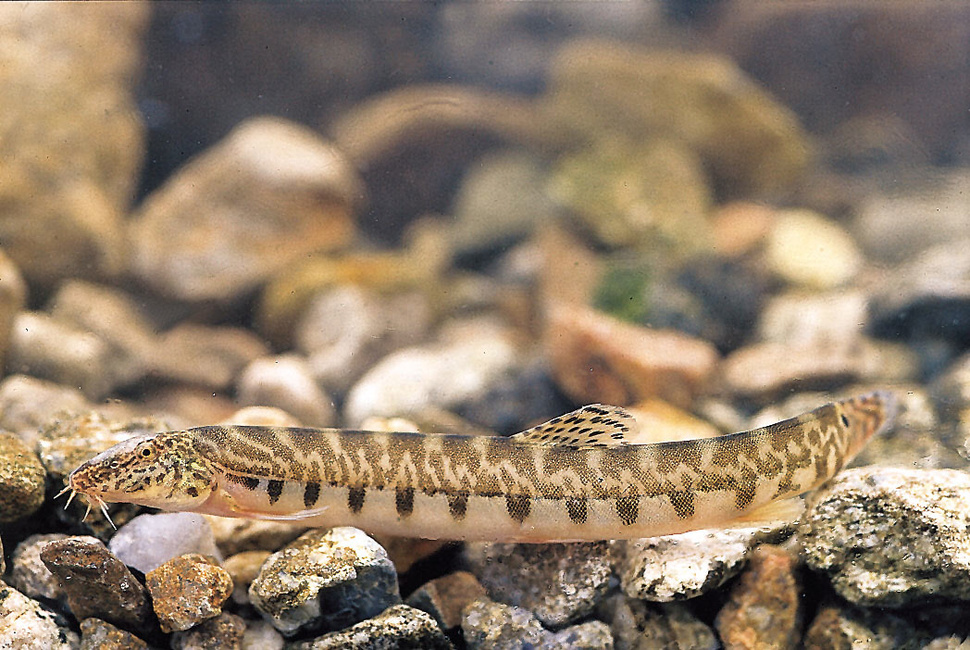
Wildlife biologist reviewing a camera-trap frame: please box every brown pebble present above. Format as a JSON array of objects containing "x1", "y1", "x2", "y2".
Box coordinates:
[
  {"x1": 171, "y1": 611, "x2": 246, "y2": 650},
  {"x1": 223, "y1": 550, "x2": 271, "y2": 605},
  {"x1": 0, "y1": 432, "x2": 47, "y2": 523},
  {"x1": 40, "y1": 536, "x2": 153, "y2": 633},
  {"x1": 145, "y1": 553, "x2": 233, "y2": 633},
  {"x1": 406, "y1": 571, "x2": 487, "y2": 631},
  {"x1": 714, "y1": 545, "x2": 802, "y2": 650}
]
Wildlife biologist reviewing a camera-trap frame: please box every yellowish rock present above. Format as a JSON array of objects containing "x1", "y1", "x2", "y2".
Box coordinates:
[
  {"x1": 766, "y1": 210, "x2": 862, "y2": 289},
  {"x1": 626, "y1": 398, "x2": 722, "y2": 444}
]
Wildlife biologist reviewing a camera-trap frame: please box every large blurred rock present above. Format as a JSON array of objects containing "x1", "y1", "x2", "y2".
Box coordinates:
[
  {"x1": 0, "y1": 3, "x2": 148, "y2": 288},
  {"x1": 129, "y1": 117, "x2": 363, "y2": 302}
]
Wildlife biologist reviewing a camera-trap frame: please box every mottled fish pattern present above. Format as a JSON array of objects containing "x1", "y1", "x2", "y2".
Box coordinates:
[{"x1": 67, "y1": 391, "x2": 895, "y2": 542}]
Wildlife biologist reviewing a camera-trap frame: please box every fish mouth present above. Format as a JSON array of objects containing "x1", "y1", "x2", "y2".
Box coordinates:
[{"x1": 55, "y1": 474, "x2": 117, "y2": 530}]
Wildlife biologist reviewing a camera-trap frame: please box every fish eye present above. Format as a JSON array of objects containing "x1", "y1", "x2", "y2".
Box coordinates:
[{"x1": 139, "y1": 446, "x2": 155, "y2": 458}]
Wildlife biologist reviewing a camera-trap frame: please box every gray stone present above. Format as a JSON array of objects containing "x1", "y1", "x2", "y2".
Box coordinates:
[
  {"x1": 108, "y1": 513, "x2": 222, "y2": 575},
  {"x1": 39, "y1": 536, "x2": 154, "y2": 633},
  {"x1": 405, "y1": 571, "x2": 487, "y2": 632},
  {"x1": 344, "y1": 318, "x2": 518, "y2": 426},
  {"x1": 9, "y1": 534, "x2": 69, "y2": 601},
  {"x1": 614, "y1": 524, "x2": 794, "y2": 602},
  {"x1": 603, "y1": 595, "x2": 717, "y2": 650},
  {"x1": 241, "y1": 619, "x2": 285, "y2": 650},
  {"x1": 461, "y1": 599, "x2": 546, "y2": 650},
  {"x1": 0, "y1": 375, "x2": 89, "y2": 447},
  {"x1": 758, "y1": 289, "x2": 868, "y2": 347},
  {"x1": 236, "y1": 354, "x2": 335, "y2": 428},
  {"x1": 801, "y1": 467, "x2": 970, "y2": 607},
  {"x1": 129, "y1": 117, "x2": 362, "y2": 302},
  {"x1": 289, "y1": 604, "x2": 452, "y2": 650},
  {"x1": 0, "y1": 432, "x2": 46, "y2": 523},
  {"x1": 464, "y1": 541, "x2": 612, "y2": 627},
  {"x1": 296, "y1": 284, "x2": 432, "y2": 396},
  {"x1": 7, "y1": 312, "x2": 116, "y2": 400},
  {"x1": 249, "y1": 526, "x2": 401, "y2": 637},
  {"x1": 803, "y1": 602, "x2": 939, "y2": 650},
  {"x1": 544, "y1": 621, "x2": 614, "y2": 649},
  {"x1": 0, "y1": 580, "x2": 80, "y2": 649}
]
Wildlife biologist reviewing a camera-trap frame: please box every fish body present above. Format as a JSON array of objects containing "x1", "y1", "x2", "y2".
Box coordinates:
[{"x1": 67, "y1": 391, "x2": 895, "y2": 542}]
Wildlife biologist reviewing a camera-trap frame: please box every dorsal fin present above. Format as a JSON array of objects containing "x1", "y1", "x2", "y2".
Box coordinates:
[{"x1": 511, "y1": 404, "x2": 638, "y2": 448}]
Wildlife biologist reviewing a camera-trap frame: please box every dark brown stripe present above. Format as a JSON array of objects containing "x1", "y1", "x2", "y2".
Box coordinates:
[
  {"x1": 447, "y1": 491, "x2": 468, "y2": 520},
  {"x1": 348, "y1": 486, "x2": 366, "y2": 514},
  {"x1": 304, "y1": 481, "x2": 321, "y2": 508},
  {"x1": 224, "y1": 473, "x2": 260, "y2": 491},
  {"x1": 395, "y1": 487, "x2": 414, "y2": 517},
  {"x1": 668, "y1": 490, "x2": 694, "y2": 520},
  {"x1": 267, "y1": 479, "x2": 284, "y2": 505},
  {"x1": 565, "y1": 498, "x2": 587, "y2": 524},
  {"x1": 505, "y1": 494, "x2": 531, "y2": 523},
  {"x1": 615, "y1": 495, "x2": 639, "y2": 525}
]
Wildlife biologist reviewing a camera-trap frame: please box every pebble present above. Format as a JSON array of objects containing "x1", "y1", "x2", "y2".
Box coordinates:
[
  {"x1": 108, "y1": 513, "x2": 222, "y2": 575},
  {"x1": 721, "y1": 341, "x2": 865, "y2": 400},
  {"x1": 9, "y1": 534, "x2": 68, "y2": 601},
  {"x1": 344, "y1": 318, "x2": 519, "y2": 426},
  {"x1": 464, "y1": 542, "x2": 612, "y2": 627},
  {"x1": 0, "y1": 3, "x2": 148, "y2": 289},
  {"x1": 0, "y1": 250, "x2": 27, "y2": 371},
  {"x1": 296, "y1": 284, "x2": 432, "y2": 395},
  {"x1": 604, "y1": 595, "x2": 718, "y2": 650},
  {"x1": 614, "y1": 523, "x2": 795, "y2": 602},
  {"x1": 249, "y1": 527, "x2": 401, "y2": 637},
  {"x1": 39, "y1": 536, "x2": 154, "y2": 633},
  {"x1": 405, "y1": 571, "x2": 487, "y2": 632},
  {"x1": 241, "y1": 620, "x2": 285, "y2": 650},
  {"x1": 203, "y1": 515, "x2": 309, "y2": 558},
  {"x1": 129, "y1": 116, "x2": 362, "y2": 302},
  {"x1": 802, "y1": 602, "x2": 940, "y2": 650},
  {"x1": 236, "y1": 355, "x2": 335, "y2": 428},
  {"x1": 869, "y1": 239, "x2": 970, "y2": 346},
  {"x1": 7, "y1": 312, "x2": 116, "y2": 400},
  {"x1": 710, "y1": 202, "x2": 776, "y2": 258},
  {"x1": 544, "y1": 40, "x2": 810, "y2": 196},
  {"x1": 765, "y1": 209, "x2": 863, "y2": 289},
  {"x1": 801, "y1": 467, "x2": 970, "y2": 606},
  {"x1": 0, "y1": 375, "x2": 89, "y2": 446},
  {"x1": 150, "y1": 323, "x2": 269, "y2": 392},
  {"x1": 625, "y1": 398, "x2": 722, "y2": 444},
  {"x1": 714, "y1": 545, "x2": 802, "y2": 650},
  {"x1": 545, "y1": 303, "x2": 719, "y2": 408},
  {"x1": 289, "y1": 604, "x2": 452, "y2": 650},
  {"x1": 47, "y1": 280, "x2": 157, "y2": 389},
  {"x1": 78, "y1": 617, "x2": 150, "y2": 650},
  {"x1": 171, "y1": 612, "x2": 246, "y2": 650},
  {"x1": 449, "y1": 149, "x2": 560, "y2": 255},
  {"x1": 0, "y1": 432, "x2": 47, "y2": 523},
  {"x1": 548, "y1": 137, "x2": 712, "y2": 252},
  {"x1": 0, "y1": 580, "x2": 80, "y2": 649},
  {"x1": 758, "y1": 289, "x2": 868, "y2": 347},
  {"x1": 462, "y1": 598, "x2": 614, "y2": 650},
  {"x1": 145, "y1": 553, "x2": 233, "y2": 634},
  {"x1": 223, "y1": 551, "x2": 271, "y2": 606}
]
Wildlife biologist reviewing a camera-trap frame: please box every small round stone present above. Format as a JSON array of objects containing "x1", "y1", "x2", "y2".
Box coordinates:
[{"x1": 0, "y1": 432, "x2": 47, "y2": 523}]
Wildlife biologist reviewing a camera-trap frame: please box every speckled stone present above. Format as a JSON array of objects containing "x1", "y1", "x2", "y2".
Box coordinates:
[
  {"x1": 288, "y1": 604, "x2": 452, "y2": 650},
  {"x1": 406, "y1": 571, "x2": 488, "y2": 632},
  {"x1": 40, "y1": 536, "x2": 153, "y2": 633},
  {"x1": 802, "y1": 602, "x2": 940, "y2": 650},
  {"x1": 0, "y1": 580, "x2": 80, "y2": 649},
  {"x1": 0, "y1": 374, "x2": 89, "y2": 446},
  {"x1": 236, "y1": 354, "x2": 335, "y2": 428},
  {"x1": 249, "y1": 527, "x2": 401, "y2": 637},
  {"x1": 714, "y1": 545, "x2": 802, "y2": 650},
  {"x1": 145, "y1": 554, "x2": 233, "y2": 633},
  {"x1": 614, "y1": 523, "x2": 795, "y2": 602},
  {"x1": 801, "y1": 467, "x2": 970, "y2": 607},
  {"x1": 79, "y1": 617, "x2": 150, "y2": 650},
  {"x1": 129, "y1": 117, "x2": 361, "y2": 302},
  {"x1": 9, "y1": 534, "x2": 68, "y2": 601},
  {"x1": 545, "y1": 621, "x2": 615, "y2": 649},
  {"x1": 108, "y1": 513, "x2": 222, "y2": 575},
  {"x1": 461, "y1": 599, "x2": 546, "y2": 650},
  {"x1": 603, "y1": 595, "x2": 717, "y2": 650},
  {"x1": 171, "y1": 612, "x2": 246, "y2": 650},
  {"x1": 464, "y1": 542, "x2": 612, "y2": 627},
  {"x1": 0, "y1": 432, "x2": 46, "y2": 523}
]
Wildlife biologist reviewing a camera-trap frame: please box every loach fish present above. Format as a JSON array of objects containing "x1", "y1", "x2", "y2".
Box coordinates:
[{"x1": 63, "y1": 391, "x2": 895, "y2": 542}]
